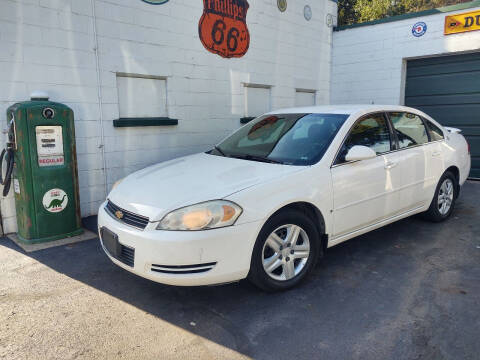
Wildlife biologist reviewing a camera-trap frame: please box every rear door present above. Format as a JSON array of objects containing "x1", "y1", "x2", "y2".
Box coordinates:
[{"x1": 387, "y1": 112, "x2": 430, "y2": 212}]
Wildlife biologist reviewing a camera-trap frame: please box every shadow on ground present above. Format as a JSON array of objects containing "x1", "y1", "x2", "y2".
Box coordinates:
[{"x1": 1, "y1": 182, "x2": 479, "y2": 359}]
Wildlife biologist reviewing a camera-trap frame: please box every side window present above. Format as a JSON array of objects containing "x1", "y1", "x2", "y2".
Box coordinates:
[
  {"x1": 336, "y1": 113, "x2": 392, "y2": 164},
  {"x1": 426, "y1": 120, "x2": 445, "y2": 141},
  {"x1": 389, "y1": 112, "x2": 429, "y2": 149}
]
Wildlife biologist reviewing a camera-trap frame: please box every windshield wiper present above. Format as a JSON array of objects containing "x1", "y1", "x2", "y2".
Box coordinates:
[
  {"x1": 230, "y1": 154, "x2": 283, "y2": 164},
  {"x1": 214, "y1": 146, "x2": 227, "y2": 157}
]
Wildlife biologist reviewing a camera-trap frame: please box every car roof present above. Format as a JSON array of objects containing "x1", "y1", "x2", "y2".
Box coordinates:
[{"x1": 267, "y1": 104, "x2": 422, "y2": 116}]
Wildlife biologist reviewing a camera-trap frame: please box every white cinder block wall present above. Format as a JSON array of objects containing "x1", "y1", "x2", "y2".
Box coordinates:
[
  {"x1": 0, "y1": 0, "x2": 337, "y2": 233},
  {"x1": 330, "y1": 5, "x2": 480, "y2": 105}
]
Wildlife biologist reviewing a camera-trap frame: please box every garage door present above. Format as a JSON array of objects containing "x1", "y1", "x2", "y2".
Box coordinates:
[{"x1": 405, "y1": 52, "x2": 480, "y2": 179}]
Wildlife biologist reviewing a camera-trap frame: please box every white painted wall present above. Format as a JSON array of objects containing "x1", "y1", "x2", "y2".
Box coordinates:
[
  {"x1": 331, "y1": 5, "x2": 480, "y2": 105},
  {"x1": 0, "y1": 0, "x2": 337, "y2": 233}
]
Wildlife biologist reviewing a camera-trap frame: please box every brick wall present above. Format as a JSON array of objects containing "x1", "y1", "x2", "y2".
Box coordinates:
[
  {"x1": 0, "y1": 0, "x2": 337, "y2": 233},
  {"x1": 331, "y1": 5, "x2": 480, "y2": 105}
]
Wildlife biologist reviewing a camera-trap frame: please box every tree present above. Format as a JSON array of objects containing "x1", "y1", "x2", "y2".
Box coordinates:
[
  {"x1": 338, "y1": 0, "x2": 472, "y2": 26},
  {"x1": 338, "y1": 0, "x2": 358, "y2": 27},
  {"x1": 354, "y1": 0, "x2": 391, "y2": 23}
]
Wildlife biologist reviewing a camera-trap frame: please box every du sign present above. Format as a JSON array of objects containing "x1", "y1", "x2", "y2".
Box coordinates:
[{"x1": 444, "y1": 9, "x2": 480, "y2": 35}]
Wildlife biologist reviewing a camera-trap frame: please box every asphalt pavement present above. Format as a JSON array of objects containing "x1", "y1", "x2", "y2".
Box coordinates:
[{"x1": 0, "y1": 181, "x2": 479, "y2": 360}]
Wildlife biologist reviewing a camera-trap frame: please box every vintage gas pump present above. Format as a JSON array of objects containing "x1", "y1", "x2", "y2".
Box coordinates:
[{"x1": 1, "y1": 92, "x2": 82, "y2": 244}]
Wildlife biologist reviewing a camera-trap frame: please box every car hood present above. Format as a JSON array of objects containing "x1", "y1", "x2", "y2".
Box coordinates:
[{"x1": 108, "y1": 153, "x2": 305, "y2": 221}]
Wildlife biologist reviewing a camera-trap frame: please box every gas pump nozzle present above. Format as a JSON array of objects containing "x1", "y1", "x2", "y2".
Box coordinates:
[
  {"x1": 4, "y1": 117, "x2": 16, "y2": 149},
  {"x1": 0, "y1": 114, "x2": 16, "y2": 196}
]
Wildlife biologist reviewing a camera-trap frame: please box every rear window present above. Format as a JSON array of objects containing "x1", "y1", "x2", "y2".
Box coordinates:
[{"x1": 426, "y1": 120, "x2": 445, "y2": 141}]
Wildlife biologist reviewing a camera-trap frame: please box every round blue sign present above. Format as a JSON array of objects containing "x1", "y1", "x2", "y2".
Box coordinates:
[{"x1": 412, "y1": 22, "x2": 427, "y2": 37}]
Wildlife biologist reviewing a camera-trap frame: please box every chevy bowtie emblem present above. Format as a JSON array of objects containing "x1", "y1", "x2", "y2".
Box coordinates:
[{"x1": 115, "y1": 210, "x2": 124, "y2": 220}]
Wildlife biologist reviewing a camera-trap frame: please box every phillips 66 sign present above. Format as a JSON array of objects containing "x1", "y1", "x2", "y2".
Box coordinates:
[{"x1": 199, "y1": 0, "x2": 250, "y2": 58}]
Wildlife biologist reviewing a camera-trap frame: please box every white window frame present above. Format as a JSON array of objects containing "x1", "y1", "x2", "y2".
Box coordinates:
[
  {"x1": 116, "y1": 73, "x2": 169, "y2": 119},
  {"x1": 243, "y1": 83, "x2": 272, "y2": 118},
  {"x1": 295, "y1": 88, "x2": 316, "y2": 107}
]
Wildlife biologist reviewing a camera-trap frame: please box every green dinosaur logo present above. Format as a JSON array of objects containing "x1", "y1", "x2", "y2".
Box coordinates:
[
  {"x1": 46, "y1": 195, "x2": 67, "y2": 209},
  {"x1": 43, "y1": 189, "x2": 68, "y2": 213}
]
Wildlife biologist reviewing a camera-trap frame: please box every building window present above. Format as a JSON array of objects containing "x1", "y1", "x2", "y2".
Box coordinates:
[
  {"x1": 295, "y1": 89, "x2": 316, "y2": 107},
  {"x1": 114, "y1": 74, "x2": 177, "y2": 127},
  {"x1": 241, "y1": 84, "x2": 271, "y2": 123}
]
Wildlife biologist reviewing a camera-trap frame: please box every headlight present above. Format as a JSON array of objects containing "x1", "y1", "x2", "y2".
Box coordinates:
[{"x1": 157, "y1": 200, "x2": 243, "y2": 231}]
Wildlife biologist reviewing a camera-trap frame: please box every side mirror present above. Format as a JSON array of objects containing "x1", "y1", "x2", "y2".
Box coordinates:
[{"x1": 345, "y1": 145, "x2": 377, "y2": 162}]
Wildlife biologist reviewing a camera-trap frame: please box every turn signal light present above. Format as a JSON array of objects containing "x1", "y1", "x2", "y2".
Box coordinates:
[{"x1": 222, "y1": 205, "x2": 236, "y2": 222}]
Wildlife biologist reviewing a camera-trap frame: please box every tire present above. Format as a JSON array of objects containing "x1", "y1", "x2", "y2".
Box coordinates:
[
  {"x1": 248, "y1": 209, "x2": 321, "y2": 292},
  {"x1": 423, "y1": 171, "x2": 458, "y2": 222}
]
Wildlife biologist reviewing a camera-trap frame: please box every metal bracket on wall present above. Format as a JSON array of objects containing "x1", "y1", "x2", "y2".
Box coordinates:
[
  {"x1": 113, "y1": 117, "x2": 178, "y2": 127},
  {"x1": 240, "y1": 117, "x2": 255, "y2": 124}
]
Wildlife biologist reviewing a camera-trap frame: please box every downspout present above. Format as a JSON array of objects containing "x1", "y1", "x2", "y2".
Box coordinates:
[
  {"x1": 90, "y1": 0, "x2": 109, "y2": 198},
  {"x1": 328, "y1": 1, "x2": 338, "y2": 105}
]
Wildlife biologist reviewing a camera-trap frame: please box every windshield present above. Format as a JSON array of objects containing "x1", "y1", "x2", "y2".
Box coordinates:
[{"x1": 210, "y1": 113, "x2": 349, "y2": 165}]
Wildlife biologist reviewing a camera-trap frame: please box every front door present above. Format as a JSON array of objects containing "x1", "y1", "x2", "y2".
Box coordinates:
[{"x1": 331, "y1": 113, "x2": 397, "y2": 238}]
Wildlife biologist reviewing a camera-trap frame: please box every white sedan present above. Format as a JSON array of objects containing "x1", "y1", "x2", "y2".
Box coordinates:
[{"x1": 98, "y1": 105, "x2": 471, "y2": 291}]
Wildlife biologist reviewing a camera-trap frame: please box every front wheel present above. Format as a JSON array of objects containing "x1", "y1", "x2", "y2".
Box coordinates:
[
  {"x1": 248, "y1": 210, "x2": 321, "y2": 292},
  {"x1": 423, "y1": 171, "x2": 457, "y2": 222}
]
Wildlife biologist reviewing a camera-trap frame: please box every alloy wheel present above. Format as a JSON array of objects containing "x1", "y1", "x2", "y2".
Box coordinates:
[
  {"x1": 438, "y1": 178, "x2": 454, "y2": 215},
  {"x1": 262, "y1": 224, "x2": 310, "y2": 281}
]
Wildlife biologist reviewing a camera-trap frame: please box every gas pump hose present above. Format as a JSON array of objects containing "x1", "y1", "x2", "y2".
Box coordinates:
[{"x1": 0, "y1": 147, "x2": 14, "y2": 197}]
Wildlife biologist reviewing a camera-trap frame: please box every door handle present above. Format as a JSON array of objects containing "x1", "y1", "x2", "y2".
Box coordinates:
[
  {"x1": 432, "y1": 151, "x2": 441, "y2": 157},
  {"x1": 385, "y1": 161, "x2": 397, "y2": 170}
]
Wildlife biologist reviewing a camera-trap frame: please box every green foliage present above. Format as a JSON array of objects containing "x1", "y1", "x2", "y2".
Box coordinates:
[
  {"x1": 354, "y1": 0, "x2": 391, "y2": 23},
  {"x1": 338, "y1": 0, "x2": 358, "y2": 27},
  {"x1": 338, "y1": 0, "x2": 473, "y2": 26}
]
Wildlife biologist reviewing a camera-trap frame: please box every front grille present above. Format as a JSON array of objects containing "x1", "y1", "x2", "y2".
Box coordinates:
[
  {"x1": 119, "y1": 245, "x2": 135, "y2": 267},
  {"x1": 151, "y1": 262, "x2": 217, "y2": 275},
  {"x1": 105, "y1": 200, "x2": 149, "y2": 230}
]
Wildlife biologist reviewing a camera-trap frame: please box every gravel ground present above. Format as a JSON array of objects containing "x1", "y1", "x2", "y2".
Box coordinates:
[{"x1": 0, "y1": 181, "x2": 479, "y2": 360}]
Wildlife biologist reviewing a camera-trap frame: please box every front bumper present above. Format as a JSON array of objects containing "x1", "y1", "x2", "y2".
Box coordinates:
[{"x1": 97, "y1": 203, "x2": 262, "y2": 286}]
